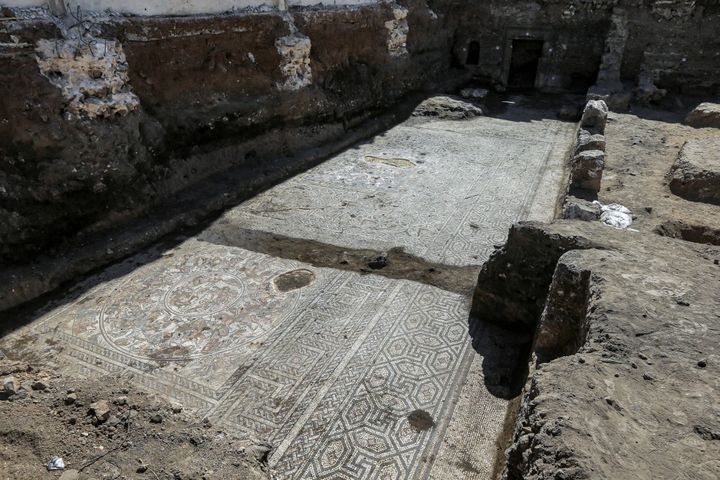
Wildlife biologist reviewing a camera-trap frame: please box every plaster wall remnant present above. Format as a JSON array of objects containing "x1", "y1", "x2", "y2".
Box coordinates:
[
  {"x1": 275, "y1": 31, "x2": 312, "y2": 90},
  {"x1": 385, "y1": 5, "x2": 409, "y2": 57},
  {"x1": 594, "y1": 8, "x2": 627, "y2": 92},
  {"x1": 35, "y1": 39, "x2": 139, "y2": 119}
]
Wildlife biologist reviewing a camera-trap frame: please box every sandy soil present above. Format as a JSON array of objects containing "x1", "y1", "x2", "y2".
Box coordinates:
[{"x1": 0, "y1": 360, "x2": 269, "y2": 480}]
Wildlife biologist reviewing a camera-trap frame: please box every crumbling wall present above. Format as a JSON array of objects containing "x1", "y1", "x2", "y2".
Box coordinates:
[
  {"x1": 450, "y1": 0, "x2": 610, "y2": 91},
  {"x1": 0, "y1": 2, "x2": 454, "y2": 309},
  {"x1": 623, "y1": 1, "x2": 720, "y2": 95},
  {"x1": 35, "y1": 39, "x2": 140, "y2": 119}
]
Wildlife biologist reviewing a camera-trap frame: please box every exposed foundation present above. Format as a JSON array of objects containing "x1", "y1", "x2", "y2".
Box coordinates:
[{"x1": 1, "y1": 2, "x2": 720, "y2": 480}]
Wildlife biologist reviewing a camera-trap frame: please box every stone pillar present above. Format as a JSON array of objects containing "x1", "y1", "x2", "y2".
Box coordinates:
[{"x1": 588, "y1": 8, "x2": 631, "y2": 110}]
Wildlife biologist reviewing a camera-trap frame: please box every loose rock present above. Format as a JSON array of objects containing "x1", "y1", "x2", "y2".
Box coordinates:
[
  {"x1": 685, "y1": 103, "x2": 720, "y2": 129},
  {"x1": 3, "y1": 376, "x2": 17, "y2": 395},
  {"x1": 412, "y1": 95, "x2": 484, "y2": 120},
  {"x1": 90, "y1": 400, "x2": 111, "y2": 422}
]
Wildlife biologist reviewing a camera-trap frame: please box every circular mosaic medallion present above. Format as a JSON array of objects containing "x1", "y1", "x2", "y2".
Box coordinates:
[
  {"x1": 97, "y1": 251, "x2": 305, "y2": 362},
  {"x1": 163, "y1": 272, "x2": 245, "y2": 317}
]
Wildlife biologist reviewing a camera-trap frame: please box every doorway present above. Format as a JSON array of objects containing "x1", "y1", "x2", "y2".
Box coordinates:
[
  {"x1": 466, "y1": 41, "x2": 480, "y2": 65},
  {"x1": 507, "y1": 39, "x2": 544, "y2": 89}
]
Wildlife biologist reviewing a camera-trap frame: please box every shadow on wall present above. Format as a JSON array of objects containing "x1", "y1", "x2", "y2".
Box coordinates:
[{"x1": 468, "y1": 315, "x2": 533, "y2": 400}]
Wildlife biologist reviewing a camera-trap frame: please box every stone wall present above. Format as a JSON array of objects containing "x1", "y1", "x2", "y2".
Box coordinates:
[{"x1": 450, "y1": 0, "x2": 720, "y2": 94}]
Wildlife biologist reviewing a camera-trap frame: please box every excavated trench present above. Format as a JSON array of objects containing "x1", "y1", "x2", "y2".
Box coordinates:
[
  {"x1": 2, "y1": 2, "x2": 720, "y2": 479},
  {"x1": 0, "y1": 93, "x2": 580, "y2": 479}
]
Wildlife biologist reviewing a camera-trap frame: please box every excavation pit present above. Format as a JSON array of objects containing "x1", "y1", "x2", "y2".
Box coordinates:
[{"x1": 0, "y1": 96, "x2": 576, "y2": 479}]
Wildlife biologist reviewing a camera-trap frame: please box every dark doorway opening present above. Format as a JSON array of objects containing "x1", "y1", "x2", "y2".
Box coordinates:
[
  {"x1": 508, "y1": 39, "x2": 544, "y2": 89},
  {"x1": 466, "y1": 41, "x2": 480, "y2": 65}
]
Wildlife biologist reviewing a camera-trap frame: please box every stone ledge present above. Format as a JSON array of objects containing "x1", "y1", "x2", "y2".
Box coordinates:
[
  {"x1": 669, "y1": 137, "x2": 720, "y2": 205},
  {"x1": 472, "y1": 220, "x2": 720, "y2": 480}
]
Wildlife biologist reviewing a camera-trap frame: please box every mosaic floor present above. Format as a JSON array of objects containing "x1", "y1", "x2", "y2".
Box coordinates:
[
  {"x1": 223, "y1": 113, "x2": 573, "y2": 266},
  {"x1": 1, "y1": 104, "x2": 575, "y2": 479}
]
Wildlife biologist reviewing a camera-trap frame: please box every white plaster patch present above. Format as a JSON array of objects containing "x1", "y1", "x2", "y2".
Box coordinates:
[
  {"x1": 385, "y1": 5, "x2": 409, "y2": 57},
  {"x1": 275, "y1": 32, "x2": 312, "y2": 91},
  {"x1": 35, "y1": 39, "x2": 139, "y2": 119}
]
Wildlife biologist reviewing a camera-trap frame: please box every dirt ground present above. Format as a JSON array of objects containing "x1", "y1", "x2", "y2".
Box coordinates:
[
  {"x1": 0, "y1": 360, "x2": 269, "y2": 480},
  {"x1": 601, "y1": 104, "x2": 720, "y2": 239}
]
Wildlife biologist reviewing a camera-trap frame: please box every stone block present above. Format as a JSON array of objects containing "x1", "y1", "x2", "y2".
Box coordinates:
[
  {"x1": 570, "y1": 150, "x2": 605, "y2": 193},
  {"x1": 412, "y1": 95, "x2": 484, "y2": 119},
  {"x1": 669, "y1": 138, "x2": 720, "y2": 205},
  {"x1": 576, "y1": 129, "x2": 606, "y2": 153},
  {"x1": 562, "y1": 197, "x2": 602, "y2": 221},
  {"x1": 685, "y1": 103, "x2": 720, "y2": 129},
  {"x1": 580, "y1": 100, "x2": 609, "y2": 133}
]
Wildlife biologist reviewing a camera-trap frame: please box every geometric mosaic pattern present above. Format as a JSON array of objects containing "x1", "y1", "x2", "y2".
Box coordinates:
[
  {"x1": 8, "y1": 243, "x2": 474, "y2": 480},
  {"x1": 1, "y1": 110, "x2": 575, "y2": 479},
  {"x1": 223, "y1": 116, "x2": 575, "y2": 266}
]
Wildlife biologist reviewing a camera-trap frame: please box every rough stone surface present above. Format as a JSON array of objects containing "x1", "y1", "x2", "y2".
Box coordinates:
[
  {"x1": 593, "y1": 8, "x2": 627, "y2": 93},
  {"x1": 597, "y1": 107, "x2": 720, "y2": 243},
  {"x1": 471, "y1": 222, "x2": 599, "y2": 331},
  {"x1": 474, "y1": 221, "x2": 720, "y2": 480},
  {"x1": 655, "y1": 220, "x2": 720, "y2": 246},
  {"x1": 570, "y1": 149, "x2": 605, "y2": 193},
  {"x1": 452, "y1": 0, "x2": 720, "y2": 93},
  {"x1": 575, "y1": 129, "x2": 606, "y2": 153},
  {"x1": 58, "y1": 470, "x2": 80, "y2": 480},
  {"x1": 685, "y1": 102, "x2": 720, "y2": 128},
  {"x1": 412, "y1": 95, "x2": 485, "y2": 119},
  {"x1": 0, "y1": 360, "x2": 268, "y2": 479},
  {"x1": 275, "y1": 31, "x2": 313, "y2": 90},
  {"x1": 3, "y1": 376, "x2": 18, "y2": 395},
  {"x1": 90, "y1": 399, "x2": 111, "y2": 422},
  {"x1": 385, "y1": 5, "x2": 409, "y2": 57},
  {"x1": 670, "y1": 137, "x2": 720, "y2": 205},
  {"x1": 580, "y1": 100, "x2": 609, "y2": 133},
  {"x1": 562, "y1": 196, "x2": 601, "y2": 221}
]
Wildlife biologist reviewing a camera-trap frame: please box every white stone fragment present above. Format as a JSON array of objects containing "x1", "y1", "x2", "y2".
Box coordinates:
[{"x1": 275, "y1": 32, "x2": 312, "y2": 91}]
